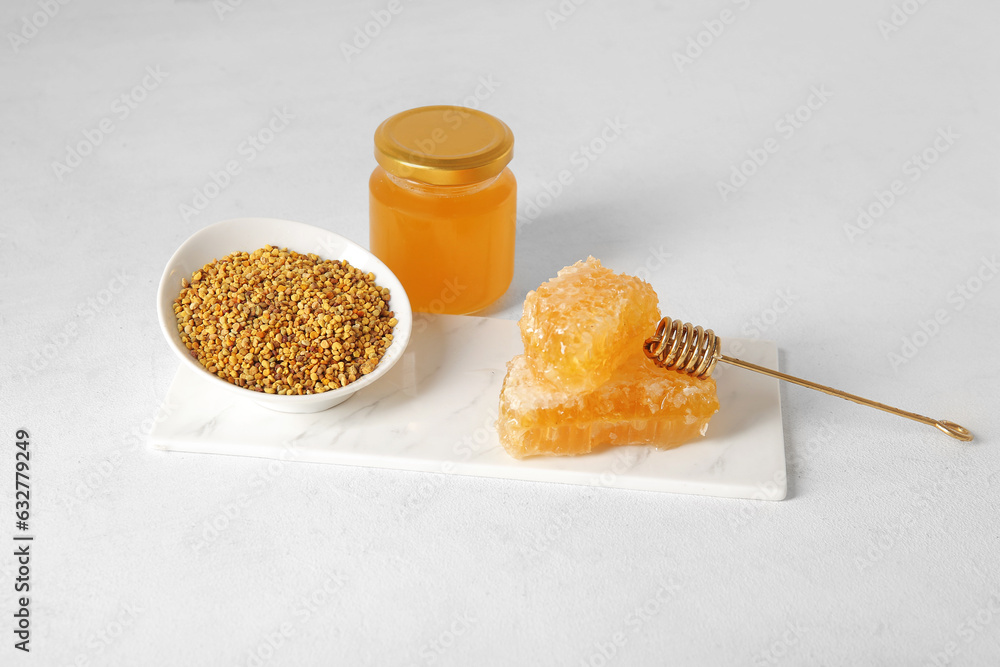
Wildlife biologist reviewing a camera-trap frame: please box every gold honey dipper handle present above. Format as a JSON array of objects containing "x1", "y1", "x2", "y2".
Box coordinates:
[{"x1": 643, "y1": 317, "x2": 973, "y2": 442}]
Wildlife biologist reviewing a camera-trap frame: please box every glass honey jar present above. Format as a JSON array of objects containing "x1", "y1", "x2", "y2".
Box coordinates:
[{"x1": 369, "y1": 105, "x2": 516, "y2": 314}]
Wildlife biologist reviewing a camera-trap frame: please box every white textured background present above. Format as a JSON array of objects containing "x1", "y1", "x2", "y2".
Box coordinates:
[{"x1": 1, "y1": 0, "x2": 998, "y2": 665}]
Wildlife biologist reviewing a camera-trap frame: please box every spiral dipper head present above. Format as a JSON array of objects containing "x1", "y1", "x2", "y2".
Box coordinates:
[{"x1": 643, "y1": 316, "x2": 722, "y2": 379}]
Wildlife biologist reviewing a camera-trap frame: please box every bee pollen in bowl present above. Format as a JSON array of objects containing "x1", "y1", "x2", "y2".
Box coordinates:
[{"x1": 173, "y1": 245, "x2": 397, "y2": 396}]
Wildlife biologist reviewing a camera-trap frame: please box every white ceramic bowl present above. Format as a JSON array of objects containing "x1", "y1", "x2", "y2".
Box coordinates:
[{"x1": 157, "y1": 218, "x2": 412, "y2": 413}]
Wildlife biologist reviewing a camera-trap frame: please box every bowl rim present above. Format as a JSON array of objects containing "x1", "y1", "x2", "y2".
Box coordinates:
[{"x1": 156, "y1": 217, "x2": 412, "y2": 405}]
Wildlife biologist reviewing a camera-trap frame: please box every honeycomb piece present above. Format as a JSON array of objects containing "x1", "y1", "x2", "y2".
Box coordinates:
[
  {"x1": 498, "y1": 352, "x2": 719, "y2": 459},
  {"x1": 519, "y1": 256, "x2": 660, "y2": 393}
]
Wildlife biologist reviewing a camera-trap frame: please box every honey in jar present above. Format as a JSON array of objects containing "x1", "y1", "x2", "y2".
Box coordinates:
[{"x1": 369, "y1": 106, "x2": 516, "y2": 314}]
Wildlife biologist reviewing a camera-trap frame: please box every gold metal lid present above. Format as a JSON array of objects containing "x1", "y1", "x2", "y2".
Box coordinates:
[{"x1": 374, "y1": 105, "x2": 514, "y2": 186}]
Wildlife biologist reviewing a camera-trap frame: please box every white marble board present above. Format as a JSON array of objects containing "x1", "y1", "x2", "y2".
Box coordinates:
[{"x1": 150, "y1": 314, "x2": 786, "y2": 500}]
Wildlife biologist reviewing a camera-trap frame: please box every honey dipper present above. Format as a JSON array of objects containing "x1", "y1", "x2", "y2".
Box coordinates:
[{"x1": 643, "y1": 317, "x2": 973, "y2": 442}]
